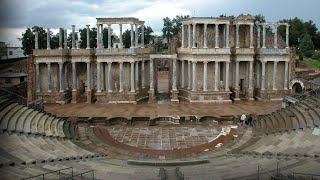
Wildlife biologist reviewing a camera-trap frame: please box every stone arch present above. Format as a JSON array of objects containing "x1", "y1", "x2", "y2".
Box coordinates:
[{"x1": 290, "y1": 79, "x2": 304, "y2": 94}]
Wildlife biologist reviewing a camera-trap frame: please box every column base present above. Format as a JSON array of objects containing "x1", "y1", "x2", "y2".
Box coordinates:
[
  {"x1": 86, "y1": 90, "x2": 92, "y2": 103},
  {"x1": 148, "y1": 89, "x2": 156, "y2": 103},
  {"x1": 71, "y1": 90, "x2": 78, "y2": 104},
  {"x1": 171, "y1": 90, "x2": 179, "y2": 103}
]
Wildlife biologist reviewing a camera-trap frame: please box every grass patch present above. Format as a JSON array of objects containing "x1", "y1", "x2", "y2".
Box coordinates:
[{"x1": 307, "y1": 59, "x2": 320, "y2": 69}]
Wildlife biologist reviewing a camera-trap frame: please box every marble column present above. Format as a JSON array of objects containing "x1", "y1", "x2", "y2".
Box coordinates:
[
  {"x1": 203, "y1": 61, "x2": 208, "y2": 91},
  {"x1": 192, "y1": 62, "x2": 196, "y2": 91},
  {"x1": 250, "y1": 24, "x2": 254, "y2": 48},
  {"x1": 119, "y1": 62, "x2": 123, "y2": 92},
  {"x1": 261, "y1": 61, "x2": 266, "y2": 90},
  {"x1": 72, "y1": 25, "x2": 75, "y2": 49},
  {"x1": 215, "y1": 24, "x2": 219, "y2": 48},
  {"x1": 96, "y1": 24, "x2": 100, "y2": 49},
  {"x1": 181, "y1": 25, "x2": 185, "y2": 48},
  {"x1": 130, "y1": 24, "x2": 134, "y2": 48},
  {"x1": 188, "y1": 24, "x2": 191, "y2": 48},
  {"x1": 47, "y1": 63, "x2": 51, "y2": 92},
  {"x1": 96, "y1": 62, "x2": 101, "y2": 92},
  {"x1": 35, "y1": 31, "x2": 39, "y2": 49},
  {"x1": 274, "y1": 24, "x2": 278, "y2": 48},
  {"x1": 226, "y1": 24, "x2": 230, "y2": 48},
  {"x1": 235, "y1": 61, "x2": 239, "y2": 89},
  {"x1": 188, "y1": 61, "x2": 191, "y2": 89},
  {"x1": 225, "y1": 61, "x2": 229, "y2": 91},
  {"x1": 284, "y1": 61, "x2": 289, "y2": 90},
  {"x1": 108, "y1": 24, "x2": 111, "y2": 49},
  {"x1": 236, "y1": 24, "x2": 240, "y2": 48},
  {"x1": 262, "y1": 24, "x2": 266, "y2": 48},
  {"x1": 135, "y1": 24, "x2": 139, "y2": 48},
  {"x1": 64, "y1": 29, "x2": 67, "y2": 49},
  {"x1": 257, "y1": 25, "x2": 261, "y2": 48},
  {"x1": 272, "y1": 61, "x2": 278, "y2": 90},
  {"x1": 135, "y1": 61, "x2": 139, "y2": 90},
  {"x1": 47, "y1": 28, "x2": 50, "y2": 50},
  {"x1": 141, "y1": 25, "x2": 145, "y2": 47},
  {"x1": 100, "y1": 24, "x2": 104, "y2": 49},
  {"x1": 203, "y1": 23, "x2": 208, "y2": 48},
  {"x1": 59, "y1": 63, "x2": 64, "y2": 92},
  {"x1": 286, "y1": 25, "x2": 290, "y2": 48},
  {"x1": 130, "y1": 62, "x2": 135, "y2": 93},
  {"x1": 107, "y1": 62, "x2": 112, "y2": 92},
  {"x1": 149, "y1": 59, "x2": 154, "y2": 91},
  {"x1": 86, "y1": 25, "x2": 90, "y2": 49},
  {"x1": 72, "y1": 62, "x2": 77, "y2": 91},
  {"x1": 59, "y1": 28, "x2": 63, "y2": 49},
  {"x1": 248, "y1": 61, "x2": 253, "y2": 90},
  {"x1": 181, "y1": 60, "x2": 185, "y2": 88},
  {"x1": 192, "y1": 24, "x2": 196, "y2": 48},
  {"x1": 35, "y1": 63, "x2": 40, "y2": 92},
  {"x1": 214, "y1": 61, "x2": 219, "y2": 91},
  {"x1": 86, "y1": 62, "x2": 91, "y2": 90},
  {"x1": 119, "y1": 24, "x2": 123, "y2": 48},
  {"x1": 172, "y1": 59, "x2": 177, "y2": 91},
  {"x1": 141, "y1": 61, "x2": 145, "y2": 88}
]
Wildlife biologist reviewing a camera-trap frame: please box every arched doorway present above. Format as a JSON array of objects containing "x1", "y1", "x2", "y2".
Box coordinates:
[{"x1": 290, "y1": 79, "x2": 304, "y2": 94}]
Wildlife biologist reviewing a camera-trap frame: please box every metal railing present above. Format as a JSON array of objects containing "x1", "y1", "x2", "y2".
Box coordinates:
[
  {"x1": 64, "y1": 170, "x2": 94, "y2": 180},
  {"x1": 22, "y1": 167, "x2": 73, "y2": 180}
]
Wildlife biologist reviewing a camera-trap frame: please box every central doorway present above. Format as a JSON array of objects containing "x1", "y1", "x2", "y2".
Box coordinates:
[{"x1": 155, "y1": 59, "x2": 170, "y2": 104}]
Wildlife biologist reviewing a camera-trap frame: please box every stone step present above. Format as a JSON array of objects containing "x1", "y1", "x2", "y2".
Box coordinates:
[
  {"x1": 22, "y1": 111, "x2": 39, "y2": 134},
  {"x1": 7, "y1": 107, "x2": 29, "y2": 132},
  {"x1": 0, "y1": 104, "x2": 24, "y2": 131},
  {"x1": 15, "y1": 108, "x2": 33, "y2": 133}
]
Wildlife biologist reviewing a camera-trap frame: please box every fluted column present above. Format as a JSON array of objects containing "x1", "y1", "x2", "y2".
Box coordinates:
[
  {"x1": 235, "y1": 61, "x2": 239, "y2": 90},
  {"x1": 35, "y1": 63, "x2": 40, "y2": 92},
  {"x1": 272, "y1": 61, "x2": 278, "y2": 90},
  {"x1": 188, "y1": 24, "x2": 191, "y2": 48},
  {"x1": 214, "y1": 61, "x2": 219, "y2": 91},
  {"x1": 100, "y1": 24, "x2": 104, "y2": 49},
  {"x1": 203, "y1": 61, "x2": 207, "y2": 91},
  {"x1": 203, "y1": 23, "x2": 208, "y2": 48},
  {"x1": 130, "y1": 24, "x2": 134, "y2": 48},
  {"x1": 86, "y1": 62, "x2": 91, "y2": 90},
  {"x1": 71, "y1": 25, "x2": 75, "y2": 49},
  {"x1": 108, "y1": 24, "x2": 112, "y2": 49},
  {"x1": 215, "y1": 24, "x2": 219, "y2": 48},
  {"x1": 47, "y1": 63, "x2": 51, "y2": 92},
  {"x1": 257, "y1": 25, "x2": 261, "y2": 48},
  {"x1": 47, "y1": 28, "x2": 50, "y2": 50},
  {"x1": 119, "y1": 24, "x2": 123, "y2": 48},
  {"x1": 135, "y1": 61, "x2": 139, "y2": 90},
  {"x1": 226, "y1": 24, "x2": 229, "y2": 48},
  {"x1": 141, "y1": 25, "x2": 145, "y2": 47},
  {"x1": 86, "y1": 25, "x2": 90, "y2": 49},
  {"x1": 192, "y1": 24, "x2": 196, "y2": 48},
  {"x1": 192, "y1": 62, "x2": 196, "y2": 91},
  {"x1": 96, "y1": 62, "x2": 101, "y2": 92},
  {"x1": 261, "y1": 61, "x2": 266, "y2": 90},
  {"x1": 274, "y1": 24, "x2": 278, "y2": 48},
  {"x1": 286, "y1": 25, "x2": 290, "y2": 48},
  {"x1": 262, "y1": 24, "x2": 266, "y2": 48},
  {"x1": 142, "y1": 61, "x2": 145, "y2": 88},
  {"x1": 130, "y1": 62, "x2": 135, "y2": 93},
  {"x1": 248, "y1": 61, "x2": 253, "y2": 90},
  {"x1": 107, "y1": 62, "x2": 112, "y2": 92},
  {"x1": 96, "y1": 24, "x2": 100, "y2": 49},
  {"x1": 64, "y1": 29, "x2": 67, "y2": 49},
  {"x1": 59, "y1": 63, "x2": 64, "y2": 92},
  {"x1": 119, "y1": 62, "x2": 123, "y2": 92},
  {"x1": 181, "y1": 60, "x2": 185, "y2": 87},
  {"x1": 181, "y1": 25, "x2": 185, "y2": 48},
  {"x1": 72, "y1": 62, "x2": 77, "y2": 91},
  {"x1": 135, "y1": 24, "x2": 139, "y2": 48},
  {"x1": 250, "y1": 24, "x2": 254, "y2": 48},
  {"x1": 188, "y1": 61, "x2": 191, "y2": 89},
  {"x1": 149, "y1": 59, "x2": 154, "y2": 91},
  {"x1": 35, "y1": 31, "x2": 39, "y2": 49},
  {"x1": 236, "y1": 24, "x2": 240, "y2": 48},
  {"x1": 225, "y1": 62, "x2": 229, "y2": 91},
  {"x1": 284, "y1": 61, "x2": 289, "y2": 90},
  {"x1": 58, "y1": 28, "x2": 63, "y2": 49},
  {"x1": 172, "y1": 58, "x2": 177, "y2": 91}
]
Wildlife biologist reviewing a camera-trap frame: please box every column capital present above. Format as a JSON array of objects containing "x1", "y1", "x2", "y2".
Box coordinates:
[
  {"x1": 86, "y1": 24, "x2": 90, "y2": 28},
  {"x1": 203, "y1": 61, "x2": 208, "y2": 64},
  {"x1": 46, "y1": 62, "x2": 51, "y2": 65},
  {"x1": 107, "y1": 61, "x2": 112, "y2": 65}
]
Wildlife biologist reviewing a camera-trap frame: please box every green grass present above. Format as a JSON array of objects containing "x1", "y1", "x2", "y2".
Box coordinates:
[{"x1": 307, "y1": 59, "x2": 320, "y2": 69}]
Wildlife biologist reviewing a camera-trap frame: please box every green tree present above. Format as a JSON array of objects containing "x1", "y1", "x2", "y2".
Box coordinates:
[
  {"x1": 19, "y1": 26, "x2": 47, "y2": 55},
  {"x1": 138, "y1": 25, "x2": 154, "y2": 45},
  {"x1": 172, "y1": 15, "x2": 189, "y2": 36},
  {"x1": 162, "y1": 17, "x2": 173, "y2": 44},
  {"x1": 67, "y1": 32, "x2": 78, "y2": 48},
  {"x1": 122, "y1": 29, "x2": 131, "y2": 48},
  {"x1": 299, "y1": 33, "x2": 315, "y2": 58},
  {"x1": 79, "y1": 27, "x2": 97, "y2": 49}
]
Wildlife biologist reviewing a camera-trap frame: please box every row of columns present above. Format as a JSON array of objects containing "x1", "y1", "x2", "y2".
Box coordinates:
[
  {"x1": 260, "y1": 23, "x2": 290, "y2": 48},
  {"x1": 182, "y1": 23, "x2": 230, "y2": 48},
  {"x1": 96, "y1": 23, "x2": 144, "y2": 49},
  {"x1": 177, "y1": 61, "x2": 230, "y2": 91},
  {"x1": 235, "y1": 23, "x2": 254, "y2": 48},
  {"x1": 260, "y1": 61, "x2": 289, "y2": 91}
]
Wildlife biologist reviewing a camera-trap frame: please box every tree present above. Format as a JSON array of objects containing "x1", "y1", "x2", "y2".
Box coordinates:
[
  {"x1": 67, "y1": 32, "x2": 78, "y2": 48},
  {"x1": 138, "y1": 25, "x2": 154, "y2": 45},
  {"x1": 19, "y1": 26, "x2": 47, "y2": 55},
  {"x1": 162, "y1": 17, "x2": 173, "y2": 44},
  {"x1": 79, "y1": 27, "x2": 97, "y2": 49},
  {"x1": 299, "y1": 33, "x2": 315, "y2": 58},
  {"x1": 122, "y1": 29, "x2": 131, "y2": 48},
  {"x1": 172, "y1": 15, "x2": 189, "y2": 36}
]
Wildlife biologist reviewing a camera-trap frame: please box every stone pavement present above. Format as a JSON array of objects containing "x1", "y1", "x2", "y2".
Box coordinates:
[{"x1": 45, "y1": 101, "x2": 282, "y2": 118}]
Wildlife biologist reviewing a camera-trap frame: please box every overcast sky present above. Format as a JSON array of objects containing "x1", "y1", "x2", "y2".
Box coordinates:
[{"x1": 0, "y1": 0, "x2": 319, "y2": 45}]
